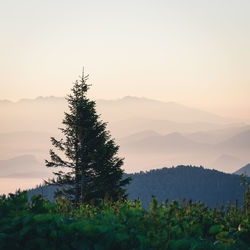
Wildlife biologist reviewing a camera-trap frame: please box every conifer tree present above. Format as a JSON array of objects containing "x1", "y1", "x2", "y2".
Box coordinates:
[{"x1": 45, "y1": 70, "x2": 131, "y2": 204}]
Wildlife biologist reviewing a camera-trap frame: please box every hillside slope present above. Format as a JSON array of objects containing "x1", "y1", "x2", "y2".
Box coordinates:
[
  {"x1": 27, "y1": 165, "x2": 247, "y2": 209},
  {"x1": 234, "y1": 164, "x2": 250, "y2": 177}
]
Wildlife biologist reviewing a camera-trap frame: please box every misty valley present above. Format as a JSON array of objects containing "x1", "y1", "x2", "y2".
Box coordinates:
[
  {"x1": 0, "y1": 96, "x2": 249, "y2": 179},
  {"x1": 0, "y1": 95, "x2": 249, "y2": 249},
  {"x1": 2, "y1": 0, "x2": 250, "y2": 248}
]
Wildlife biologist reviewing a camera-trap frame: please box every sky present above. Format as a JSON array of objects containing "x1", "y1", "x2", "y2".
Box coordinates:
[{"x1": 1, "y1": 0, "x2": 250, "y2": 119}]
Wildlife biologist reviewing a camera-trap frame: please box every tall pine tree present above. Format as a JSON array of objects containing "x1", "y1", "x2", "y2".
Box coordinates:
[{"x1": 45, "y1": 70, "x2": 131, "y2": 204}]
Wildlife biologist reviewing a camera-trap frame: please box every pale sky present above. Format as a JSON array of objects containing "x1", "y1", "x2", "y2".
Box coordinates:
[{"x1": 1, "y1": 0, "x2": 250, "y2": 119}]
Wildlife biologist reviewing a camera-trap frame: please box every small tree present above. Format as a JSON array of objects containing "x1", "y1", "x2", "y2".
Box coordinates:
[{"x1": 45, "y1": 70, "x2": 131, "y2": 205}]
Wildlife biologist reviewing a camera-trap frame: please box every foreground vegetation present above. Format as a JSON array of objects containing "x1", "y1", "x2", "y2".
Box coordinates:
[{"x1": 0, "y1": 191, "x2": 249, "y2": 249}]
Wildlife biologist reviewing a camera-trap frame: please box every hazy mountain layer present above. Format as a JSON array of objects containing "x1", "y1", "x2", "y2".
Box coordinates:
[
  {"x1": 0, "y1": 96, "x2": 245, "y2": 134},
  {"x1": 234, "y1": 164, "x2": 250, "y2": 177},
  {"x1": 118, "y1": 129, "x2": 250, "y2": 173},
  {"x1": 0, "y1": 96, "x2": 249, "y2": 176},
  {"x1": 97, "y1": 96, "x2": 240, "y2": 124},
  {"x1": 0, "y1": 155, "x2": 50, "y2": 178},
  {"x1": 185, "y1": 125, "x2": 250, "y2": 144}
]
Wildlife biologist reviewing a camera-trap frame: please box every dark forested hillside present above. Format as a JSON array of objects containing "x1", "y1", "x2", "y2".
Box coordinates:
[
  {"x1": 126, "y1": 166, "x2": 246, "y2": 209},
  {"x1": 27, "y1": 165, "x2": 247, "y2": 209}
]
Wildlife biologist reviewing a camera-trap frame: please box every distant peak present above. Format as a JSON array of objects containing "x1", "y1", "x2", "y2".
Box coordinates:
[
  {"x1": 36, "y1": 96, "x2": 54, "y2": 100},
  {"x1": 122, "y1": 96, "x2": 146, "y2": 100},
  {"x1": 0, "y1": 99, "x2": 13, "y2": 104},
  {"x1": 18, "y1": 96, "x2": 65, "y2": 103},
  {"x1": 164, "y1": 132, "x2": 183, "y2": 137},
  {"x1": 97, "y1": 96, "x2": 158, "y2": 103},
  {"x1": 234, "y1": 163, "x2": 250, "y2": 176},
  {"x1": 120, "y1": 96, "x2": 156, "y2": 102},
  {"x1": 0, "y1": 154, "x2": 39, "y2": 163}
]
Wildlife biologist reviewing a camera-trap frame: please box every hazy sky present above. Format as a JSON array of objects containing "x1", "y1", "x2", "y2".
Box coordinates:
[{"x1": 1, "y1": 0, "x2": 250, "y2": 119}]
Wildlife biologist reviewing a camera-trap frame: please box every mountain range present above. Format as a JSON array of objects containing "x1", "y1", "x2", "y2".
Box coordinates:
[
  {"x1": 97, "y1": 96, "x2": 242, "y2": 124},
  {"x1": 117, "y1": 128, "x2": 250, "y2": 173},
  {"x1": 0, "y1": 96, "x2": 249, "y2": 185},
  {"x1": 0, "y1": 96, "x2": 246, "y2": 134}
]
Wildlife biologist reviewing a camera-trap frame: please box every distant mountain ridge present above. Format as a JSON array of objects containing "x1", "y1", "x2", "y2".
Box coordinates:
[
  {"x1": 117, "y1": 130, "x2": 161, "y2": 144},
  {"x1": 0, "y1": 96, "x2": 247, "y2": 136},
  {"x1": 185, "y1": 125, "x2": 250, "y2": 144},
  {"x1": 0, "y1": 96, "x2": 64, "y2": 104},
  {"x1": 0, "y1": 155, "x2": 48, "y2": 178},
  {"x1": 234, "y1": 164, "x2": 250, "y2": 177},
  {"x1": 120, "y1": 132, "x2": 204, "y2": 153},
  {"x1": 0, "y1": 95, "x2": 243, "y2": 123},
  {"x1": 120, "y1": 129, "x2": 250, "y2": 155},
  {"x1": 0, "y1": 96, "x2": 249, "y2": 174},
  {"x1": 97, "y1": 96, "x2": 241, "y2": 124},
  {"x1": 211, "y1": 154, "x2": 243, "y2": 172},
  {"x1": 219, "y1": 130, "x2": 250, "y2": 149}
]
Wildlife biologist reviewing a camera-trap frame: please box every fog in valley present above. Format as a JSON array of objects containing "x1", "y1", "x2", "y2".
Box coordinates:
[
  {"x1": 1, "y1": 0, "x2": 250, "y2": 196},
  {"x1": 0, "y1": 96, "x2": 249, "y2": 194}
]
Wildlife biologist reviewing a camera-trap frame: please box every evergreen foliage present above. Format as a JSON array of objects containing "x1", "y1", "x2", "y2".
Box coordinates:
[
  {"x1": 45, "y1": 70, "x2": 131, "y2": 204},
  {"x1": 29, "y1": 165, "x2": 249, "y2": 209},
  {"x1": 0, "y1": 191, "x2": 249, "y2": 249}
]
